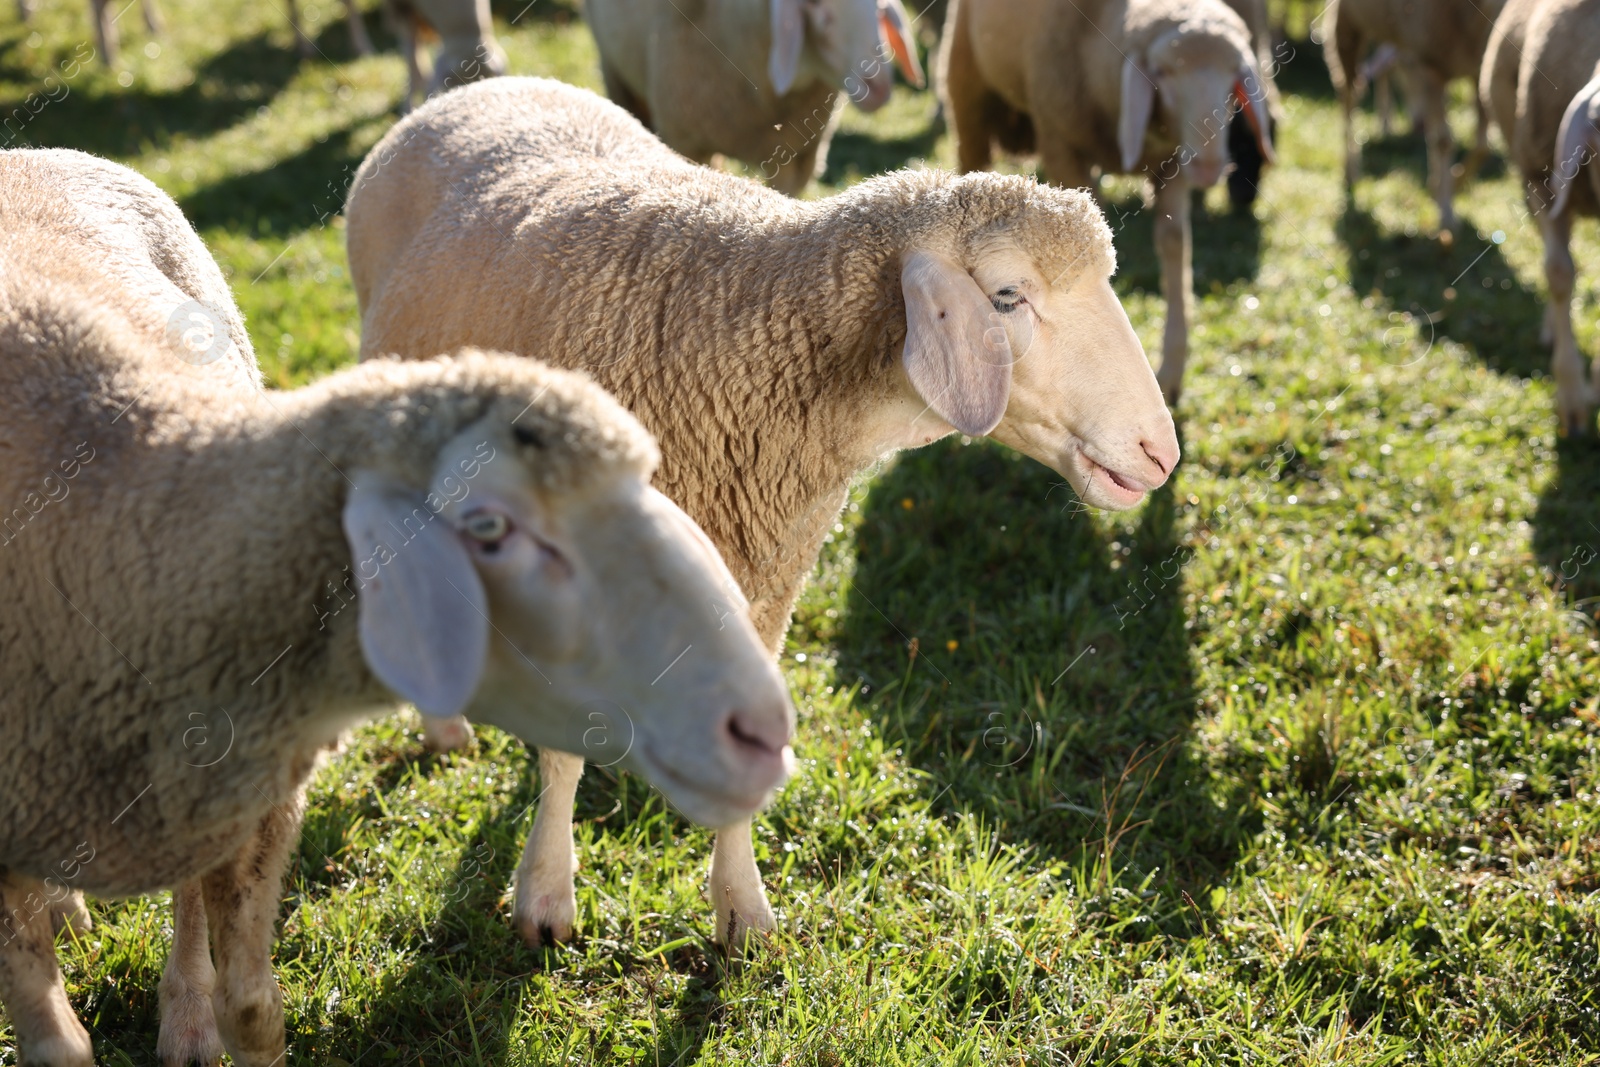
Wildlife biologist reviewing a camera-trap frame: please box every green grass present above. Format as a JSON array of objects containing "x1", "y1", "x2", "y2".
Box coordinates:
[{"x1": 5, "y1": 1, "x2": 1600, "y2": 1063}]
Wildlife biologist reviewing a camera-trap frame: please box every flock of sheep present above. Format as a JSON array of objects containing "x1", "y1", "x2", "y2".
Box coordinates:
[{"x1": 0, "y1": 0, "x2": 1596, "y2": 1063}]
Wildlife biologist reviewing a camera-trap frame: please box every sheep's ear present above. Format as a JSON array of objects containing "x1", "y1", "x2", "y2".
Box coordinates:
[
  {"x1": 770, "y1": 0, "x2": 804, "y2": 95},
  {"x1": 900, "y1": 250, "x2": 1013, "y2": 437},
  {"x1": 1552, "y1": 72, "x2": 1600, "y2": 218},
  {"x1": 342, "y1": 479, "x2": 489, "y2": 719},
  {"x1": 878, "y1": 0, "x2": 924, "y2": 88},
  {"x1": 1233, "y1": 64, "x2": 1275, "y2": 164},
  {"x1": 1120, "y1": 57, "x2": 1155, "y2": 171}
]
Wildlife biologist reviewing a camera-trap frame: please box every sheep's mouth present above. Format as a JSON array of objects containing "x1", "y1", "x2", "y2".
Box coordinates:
[
  {"x1": 1075, "y1": 445, "x2": 1150, "y2": 508},
  {"x1": 635, "y1": 744, "x2": 784, "y2": 826}
]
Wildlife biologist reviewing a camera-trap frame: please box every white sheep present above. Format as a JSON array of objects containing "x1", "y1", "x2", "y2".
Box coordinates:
[
  {"x1": 1322, "y1": 0, "x2": 1506, "y2": 234},
  {"x1": 0, "y1": 146, "x2": 794, "y2": 1067},
  {"x1": 1482, "y1": 0, "x2": 1600, "y2": 435},
  {"x1": 582, "y1": 0, "x2": 924, "y2": 194},
  {"x1": 344, "y1": 76, "x2": 1180, "y2": 952},
  {"x1": 937, "y1": 0, "x2": 1275, "y2": 403}
]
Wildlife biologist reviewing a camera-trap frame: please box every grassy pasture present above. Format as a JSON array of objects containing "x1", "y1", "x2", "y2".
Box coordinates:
[{"x1": 3, "y1": 0, "x2": 1600, "y2": 1063}]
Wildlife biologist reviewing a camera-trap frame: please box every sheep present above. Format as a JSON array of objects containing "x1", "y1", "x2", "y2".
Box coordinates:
[
  {"x1": 344, "y1": 75, "x2": 1180, "y2": 951},
  {"x1": 37, "y1": 0, "x2": 165, "y2": 67},
  {"x1": 936, "y1": 0, "x2": 1276, "y2": 403},
  {"x1": 1223, "y1": 0, "x2": 1280, "y2": 208},
  {"x1": 582, "y1": 0, "x2": 924, "y2": 195},
  {"x1": 1322, "y1": 0, "x2": 1506, "y2": 235},
  {"x1": 285, "y1": 0, "x2": 376, "y2": 59},
  {"x1": 388, "y1": 0, "x2": 507, "y2": 114},
  {"x1": 0, "y1": 146, "x2": 794, "y2": 1066},
  {"x1": 1482, "y1": 0, "x2": 1600, "y2": 435}
]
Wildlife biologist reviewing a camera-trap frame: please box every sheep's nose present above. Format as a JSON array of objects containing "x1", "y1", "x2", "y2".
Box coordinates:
[
  {"x1": 1141, "y1": 436, "x2": 1180, "y2": 485},
  {"x1": 720, "y1": 704, "x2": 793, "y2": 793}
]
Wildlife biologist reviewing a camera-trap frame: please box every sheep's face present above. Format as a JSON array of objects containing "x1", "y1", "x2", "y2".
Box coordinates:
[
  {"x1": 892, "y1": 242, "x2": 1178, "y2": 511},
  {"x1": 344, "y1": 426, "x2": 794, "y2": 829},
  {"x1": 770, "y1": 0, "x2": 919, "y2": 111},
  {"x1": 1121, "y1": 30, "x2": 1272, "y2": 186},
  {"x1": 977, "y1": 249, "x2": 1179, "y2": 510}
]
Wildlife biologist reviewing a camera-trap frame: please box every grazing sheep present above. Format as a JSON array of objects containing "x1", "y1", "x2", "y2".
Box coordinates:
[
  {"x1": 388, "y1": 0, "x2": 506, "y2": 113},
  {"x1": 937, "y1": 0, "x2": 1275, "y2": 403},
  {"x1": 1322, "y1": 0, "x2": 1506, "y2": 234},
  {"x1": 1482, "y1": 0, "x2": 1600, "y2": 434},
  {"x1": 345, "y1": 76, "x2": 1180, "y2": 950},
  {"x1": 582, "y1": 0, "x2": 924, "y2": 195},
  {"x1": 0, "y1": 146, "x2": 793, "y2": 1066},
  {"x1": 286, "y1": 0, "x2": 375, "y2": 58}
]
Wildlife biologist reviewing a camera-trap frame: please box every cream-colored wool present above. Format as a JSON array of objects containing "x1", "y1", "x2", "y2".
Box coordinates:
[
  {"x1": 936, "y1": 0, "x2": 1273, "y2": 402},
  {"x1": 1322, "y1": 0, "x2": 1506, "y2": 231},
  {"x1": 582, "y1": 0, "x2": 918, "y2": 195},
  {"x1": 347, "y1": 76, "x2": 1178, "y2": 951},
  {"x1": 0, "y1": 147, "x2": 792, "y2": 1067},
  {"x1": 1481, "y1": 0, "x2": 1600, "y2": 434}
]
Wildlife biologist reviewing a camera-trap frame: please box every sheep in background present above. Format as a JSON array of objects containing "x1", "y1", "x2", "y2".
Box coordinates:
[
  {"x1": 1322, "y1": 0, "x2": 1506, "y2": 235},
  {"x1": 27, "y1": 0, "x2": 166, "y2": 66},
  {"x1": 1482, "y1": 0, "x2": 1600, "y2": 435},
  {"x1": 0, "y1": 147, "x2": 793, "y2": 1066},
  {"x1": 286, "y1": 0, "x2": 375, "y2": 58},
  {"x1": 1223, "y1": 0, "x2": 1281, "y2": 208},
  {"x1": 938, "y1": 0, "x2": 1275, "y2": 404},
  {"x1": 389, "y1": 0, "x2": 506, "y2": 113},
  {"x1": 582, "y1": 0, "x2": 924, "y2": 194},
  {"x1": 346, "y1": 76, "x2": 1179, "y2": 951}
]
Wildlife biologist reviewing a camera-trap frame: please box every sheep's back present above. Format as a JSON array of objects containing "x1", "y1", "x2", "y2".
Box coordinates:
[{"x1": 1515, "y1": 0, "x2": 1600, "y2": 216}]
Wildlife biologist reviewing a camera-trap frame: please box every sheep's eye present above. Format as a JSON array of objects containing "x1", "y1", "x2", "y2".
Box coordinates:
[
  {"x1": 463, "y1": 510, "x2": 511, "y2": 547},
  {"x1": 991, "y1": 286, "x2": 1026, "y2": 313}
]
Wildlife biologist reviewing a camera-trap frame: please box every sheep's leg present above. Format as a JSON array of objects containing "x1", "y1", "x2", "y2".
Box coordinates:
[
  {"x1": 287, "y1": 0, "x2": 316, "y2": 58},
  {"x1": 0, "y1": 870, "x2": 93, "y2": 1067},
  {"x1": 770, "y1": 137, "x2": 824, "y2": 197},
  {"x1": 941, "y1": 16, "x2": 993, "y2": 174},
  {"x1": 157, "y1": 880, "x2": 225, "y2": 1067},
  {"x1": 140, "y1": 0, "x2": 162, "y2": 35},
  {"x1": 1542, "y1": 207, "x2": 1591, "y2": 435},
  {"x1": 1376, "y1": 70, "x2": 1394, "y2": 138},
  {"x1": 88, "y1": 0, "x2": 116, "y2": 66},
  {"x1": 200, "y1": 801, "x2": 302, "y2": 1067},
  {"x1": 1038, "y1": 140, "x2": 1092, "y2": 193},
  {"x1": 1152, "y1": 178, "x2": 1193, "y2": 405},
  {"x1": 423, "y1": 712, "x2": 474, "y2": 752},
  {"x1": 1455, "y1": 88, "x2": 1490, "y2": 185},
  {"x1": 511, "y1": 748, "x2": 583, "y2": 947},
  {"x1": 1416, "y1": 66, "x2": 1457, "y2": 232},
  {"x1": 345, "y1": 0, "x2": 375, "y2": 56},
  {"x1": 48, "y1": 890, "x2": 91, "y2": 937},
  {"x1": 397, "y1": 16, "x2": 426, "y2": 115},
  {"x1": 1340, "y1": 81, "x2": 1359, "y2": 191},
  {"x1": 709, "y1": 819, "x2": 774, "y2": 955}
]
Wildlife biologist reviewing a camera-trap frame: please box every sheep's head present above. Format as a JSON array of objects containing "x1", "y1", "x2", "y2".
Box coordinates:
[
  {"x1": 342, "y1": 359, "x2": 793, "y2": 829},
  {"x1": 1119, "y1": 23, "x2": 1273, "y2": 187},
  {"x1": 890, "y1": 180, "x2": 1179, "y2": 511},
  {"x1": 769, "y1": 0, "x2": 923, "y2": 111}
]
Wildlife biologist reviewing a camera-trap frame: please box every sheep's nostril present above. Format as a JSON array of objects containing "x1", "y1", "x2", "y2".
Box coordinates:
[
  {"x1": 1141, "y1": 439, "x2": 1175, "y2": 479},
  {"x1": 724, "y1": 710, "x2": 786, "y2": 758}
]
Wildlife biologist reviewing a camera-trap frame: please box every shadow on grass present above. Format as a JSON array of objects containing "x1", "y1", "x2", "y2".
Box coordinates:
[
  {"x1": 823, "y1": 112, "x2": 942, "y2": 181},
  {"x1": 179, "y1": 118, "x2": 378, "y2": 233},
  {"x1": 1337, "y1": 202, "x2": 1548, "y2": 380},
  {"x1": 1532, "y1": 435, "x2": 1600, "y2": 610},
  {"x1": 831, "y1": 437, "x2": 1260, "y2": 897}
]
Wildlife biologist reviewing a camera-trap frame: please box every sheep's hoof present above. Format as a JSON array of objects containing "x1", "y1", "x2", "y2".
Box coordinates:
[
  {"x1": 513, "y1": 891, "x2": 576, "y2": 948},
  {"x1": 422, "y1": 714, "x2": 474, "y2": 753},
  {"x1": 19, "y1": 1031, "x2": 94, "y2": 1067},
  {"x1": 156, "y1": 995, "x2": 224, "y2": 1067},
  {"x1": 709, "y1": 896, "x2": 776, "y2": 961},
  {"x1": 50, "y1": 891, "x2": 92, "y2": 936}
]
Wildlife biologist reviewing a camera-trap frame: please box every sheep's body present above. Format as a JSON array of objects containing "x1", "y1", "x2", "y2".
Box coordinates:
[
  {"x1": 347, "y1": 76, "x2": 1178, "y2": 950},
  {"x1": 1322, "y1": 0, "x2": 1506, "y2": 231},
  {"x1": 1482, "y1": 0, "x2": 1600, "y2": 433},
  {"x1": 583, "y1": 0, "x2": 916, "y2": 195},
  {"x1": 0, "y1": 147, "x2": 793, "y2": 1066},
  {"x1": 937, "y1": 0, "x2": 1273, "y2": 401}
]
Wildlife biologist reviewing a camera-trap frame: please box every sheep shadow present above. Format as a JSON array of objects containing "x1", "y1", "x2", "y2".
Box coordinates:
[
  {"x1": 2, "y1": 30, "x2": 308, "y2": 159},
  {"x1": 829, "y1": 437, "x2": 1261, "y2": 901},
  {"x1": 1531, "y1": 435, "x2": 1600, "y2": 612},
  {"x1": 179, "y1": 117, "x2": 380, "y2": 234},
  {"x1": 1337, "y1": 202, "x2": 1549, "y2": 380}
]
